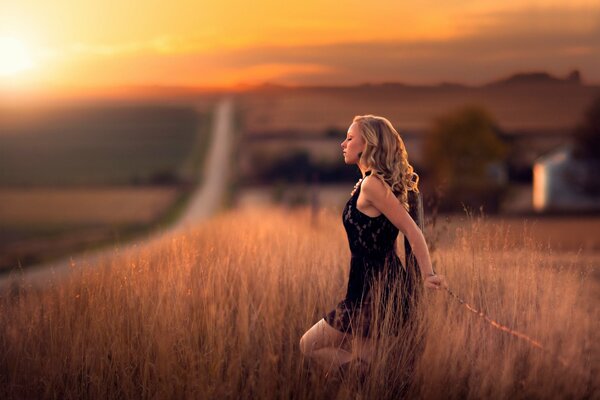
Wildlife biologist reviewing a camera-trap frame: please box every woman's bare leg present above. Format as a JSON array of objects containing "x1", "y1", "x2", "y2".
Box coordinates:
[{"x1": 299, "y1": 319, "x2": 355, "y2": 371}]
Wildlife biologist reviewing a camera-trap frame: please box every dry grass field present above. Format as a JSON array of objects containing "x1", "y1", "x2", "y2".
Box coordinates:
[
  {"x1": 236, "y1": 185, "x2": 600, "y2": 253},
  {"x1": 0, "y1": 206, "x2": 597, "y2": 399},
  {"x1": 428, "y1": 213, "x2": 600, "y2": 254},
  {"x1": 0, "y1": 187, "x2": 182, "y2": 271}
]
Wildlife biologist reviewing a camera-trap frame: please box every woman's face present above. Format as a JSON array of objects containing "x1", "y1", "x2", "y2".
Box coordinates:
[{"x1": 341, "y1": 122, "x2": 366, "y2": 165}]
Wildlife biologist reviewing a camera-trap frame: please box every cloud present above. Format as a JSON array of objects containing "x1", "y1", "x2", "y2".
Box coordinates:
[
  {"x1": 208, "y1": 6, "x2": 600, "y2": 85},
  {"x1": 41, "y1": 6, "x2": 600, "y2": 87},
  {"x1": 67, "y1": 35, "x2": 185, "y2": 56}
]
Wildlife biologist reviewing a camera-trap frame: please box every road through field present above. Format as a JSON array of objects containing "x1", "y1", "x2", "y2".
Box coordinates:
[
  {"x1": 172, "y1": 97, "x2": 234, "y2": 230},
  {"x1": 0, "y1": 97, "x2": 235, "y2": 293}
]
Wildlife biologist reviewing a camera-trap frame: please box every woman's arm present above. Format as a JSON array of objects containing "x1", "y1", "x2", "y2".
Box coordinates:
[{"x1": 361, "y1": 176, "x2": 447, "y2": 290}]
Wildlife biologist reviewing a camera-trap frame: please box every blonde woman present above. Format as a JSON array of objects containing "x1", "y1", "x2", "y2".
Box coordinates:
[{"x1": 299, "y1": 115, "x2": 447, "y2": 377}]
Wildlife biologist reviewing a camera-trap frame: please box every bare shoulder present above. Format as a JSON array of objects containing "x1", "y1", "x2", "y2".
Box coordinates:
[
  {"x1": 361, "y1": 174, "x2": 410, "y2": 224},
  {"x1": 362, "y1": 174, "x2": 392, "y2": 200}
]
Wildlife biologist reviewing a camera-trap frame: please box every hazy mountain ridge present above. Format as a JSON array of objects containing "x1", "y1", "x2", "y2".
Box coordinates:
[
  {"x1": 22, "y1": 69, "x2": 593, "y2": 102},
  {"x1": 4, "y1": 70, "x2": 596, "y2": 132},
  {"x1": 486, "y1": 70, "x2": 582, "y2": 87},
  {"x1": 244, "y1": 69, "x2": 588, "y2": 93}
]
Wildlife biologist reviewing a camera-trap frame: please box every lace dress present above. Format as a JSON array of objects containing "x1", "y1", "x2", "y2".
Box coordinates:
[{"x1": 323, "y1": 170, "x2": 418, "y2": 338}]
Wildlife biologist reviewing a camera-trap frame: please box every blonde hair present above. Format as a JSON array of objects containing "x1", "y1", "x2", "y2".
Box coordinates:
[{"x1": 353, "y1": 114, "x2": 419, "y2": 212}]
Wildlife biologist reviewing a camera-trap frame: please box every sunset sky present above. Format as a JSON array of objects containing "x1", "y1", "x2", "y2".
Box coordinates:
[{"x1": 1, "y1": 0, "x2": 599, "y2": 94}]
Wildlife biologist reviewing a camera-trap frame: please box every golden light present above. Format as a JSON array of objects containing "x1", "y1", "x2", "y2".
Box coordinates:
[{"x1": 0, "y1": 36, "x2": 34, "y2": 77}]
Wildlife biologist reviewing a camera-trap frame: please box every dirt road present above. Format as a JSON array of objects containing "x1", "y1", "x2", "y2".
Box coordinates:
[
  {"x1": 172, "y1": 97, "x2": 234, "y2": 230},
  {"x1": 0, "y1": 97, "x2": 236, "y2": 293}
]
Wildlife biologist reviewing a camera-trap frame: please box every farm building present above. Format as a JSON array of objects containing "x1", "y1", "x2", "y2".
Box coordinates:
[{"x1": 533, "y1": 144, "x2": 600, "y2": 212}]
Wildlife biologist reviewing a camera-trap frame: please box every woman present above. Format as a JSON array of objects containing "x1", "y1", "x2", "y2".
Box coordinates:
[{"x1": 299, "y1": 115, "x2": 447, "y2": 376}]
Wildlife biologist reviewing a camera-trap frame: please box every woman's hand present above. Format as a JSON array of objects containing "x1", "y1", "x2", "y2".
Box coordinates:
[{"x1": 423, "y1": 274, "x2": 447, "y2": 290}]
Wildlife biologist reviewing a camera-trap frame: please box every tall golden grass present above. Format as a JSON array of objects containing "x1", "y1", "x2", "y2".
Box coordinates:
[{"x1": 0, "y1": 207, "x2": 597, "y2": 399}]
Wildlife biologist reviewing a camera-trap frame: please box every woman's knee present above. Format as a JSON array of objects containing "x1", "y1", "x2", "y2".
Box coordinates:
[
  {"x1": 299, "y1": 328, "x2": 318, "y2": 356},
  {"x1": 299, "y1": 332, "x2": 311, "y2": 356},
  {"x1": 299, "y1": 318, "x2": 345, "y2": 357}
]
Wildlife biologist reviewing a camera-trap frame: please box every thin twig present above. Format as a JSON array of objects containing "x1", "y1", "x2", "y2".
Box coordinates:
[{"x1": 442, "y1": 286, "x2": 572, "y2": 369}]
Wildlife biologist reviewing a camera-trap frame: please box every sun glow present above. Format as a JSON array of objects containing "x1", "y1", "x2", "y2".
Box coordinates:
[{"x1": 0, "y1": 36, "x2": 34, "y2": 77}]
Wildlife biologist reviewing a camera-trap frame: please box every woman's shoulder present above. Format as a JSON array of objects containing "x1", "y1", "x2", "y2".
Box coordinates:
[
  {"x1": 363, "y1": 170, "x2": 388, "y2": 186},
  {"x1": 362, "y1": 171, "x2": 393, "y2": 198}
]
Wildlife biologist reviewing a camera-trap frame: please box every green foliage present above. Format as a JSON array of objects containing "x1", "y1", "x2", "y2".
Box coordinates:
[
  {"x1": 423, "y1": 105, "x2": 510, "y2": 212},
  {"x1": 571, "y1": 95, "x2": 600, "y2": 196},
  {"x1": 325, "y1": 126, "x2": 345, "y2": 138},
  {"x1": 250, "y1": 148, "x2": 360, "y2": 184},
  {"x1": 573, "y1": 95, "x2": 600, "y2": 160},
  {"x1": 424, "y1": 105, "x2": 508, "y2": 188}
]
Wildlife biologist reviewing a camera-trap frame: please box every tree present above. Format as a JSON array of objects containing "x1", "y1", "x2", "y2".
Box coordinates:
[
  {"x1": 423, "y1": 105, "x2": 510, "y2": 212},
  {"x1": 573, "y1": 95, "x2": 600, "y2": 160},
  {"x1": 571, "y1": 95, "x2": 600, "y2": 195}
]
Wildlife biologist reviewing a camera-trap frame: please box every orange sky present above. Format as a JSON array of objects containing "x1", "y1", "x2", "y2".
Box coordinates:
[{"x1": 0, "y1": 0, "x2": 599, "y2": 94}]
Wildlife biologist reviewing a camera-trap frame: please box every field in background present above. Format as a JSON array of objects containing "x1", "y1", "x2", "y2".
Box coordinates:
[
  {"x1": 235, "y1": 185, "x2": 600, "y2": 253},
  {"x1": 237, "y1": 83, "x2": 599, "y2": 134},
  {"x1": 0, "y1": 104, "x2": 206, "y2": 186},
  {"x1": 0, "y1": 207, "x2": 596, "y2": 399},
  {"x1": 234, "y1": 84, "x2": 599, "y2": 217},
  {"x1": 0, "y1": 187, "x2": 182, "y2": 272},
  {"x1": 0, "y1": 104, "x2": 213, "y2": 272}
]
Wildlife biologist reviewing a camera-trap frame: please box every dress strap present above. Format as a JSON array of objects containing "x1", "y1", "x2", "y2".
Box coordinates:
[
  {"x1": 356, "y1": 170, "x2": 373, "y2": 192},
  {"x1": 351, "y1": 170, "x2": 374, "y2": 196}
]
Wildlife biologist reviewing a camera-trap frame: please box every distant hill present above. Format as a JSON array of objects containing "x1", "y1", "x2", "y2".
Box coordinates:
[
  {"x1": 10, "y1": 69, "x2": 593, "y2": 104},
  {"x1": 10, "y1": 69, "x2": 597, "y2": 132},
  {"x1": 237, "y1": 70, "x2": 585, "y2": 93},
  {"x1": 486, "y1": 70, "x2": 582, "y2": 87},
  {"x1": 235, "y1": 69, "x2": 600, "y2": 133}
]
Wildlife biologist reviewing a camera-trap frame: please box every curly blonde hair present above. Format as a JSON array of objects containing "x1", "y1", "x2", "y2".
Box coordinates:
[{"x1": 353, "y1": 114, "x2": 419, "y2": 212}]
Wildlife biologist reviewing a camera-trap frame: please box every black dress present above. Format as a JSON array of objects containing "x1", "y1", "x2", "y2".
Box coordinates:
[{"x1": 323, "y1": 170, "x2": 418, "y2": 338}]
